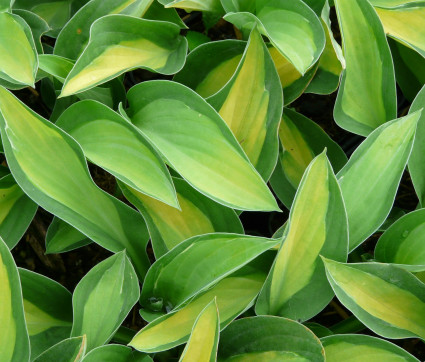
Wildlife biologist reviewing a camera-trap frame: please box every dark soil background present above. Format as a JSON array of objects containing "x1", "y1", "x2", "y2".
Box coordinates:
[{"x1": 4, "y1": 9, "x2": 425, "y2": 360}]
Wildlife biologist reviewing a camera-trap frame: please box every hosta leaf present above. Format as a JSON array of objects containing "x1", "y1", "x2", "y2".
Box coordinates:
[
  {"x1": 34, "y1": 336, "x2": 86, "y2": 362},
  {"x1": 390, "y1": 39, "x2": 425, "y2": 102},
  {"x1": 303, "y1": 0, "x2": 326, "y2": 14},
  {"x1": 126, "y1": 80, "x2": 279, "y2": 211},
  {"x1": 256, "y1": 153, "x2": 348, "y2": 321},
  {"x1": 179, "y1": 299, "x2": 219, "y2": 362},
  {"x1": 306, "y1": 2, "x2": 343, "y2": 95},
  {"x1": 140, "y1": 233, "x2": 276, "y2": 312},
  {"x1": 45, "y1": 217, "x2": 91, "y2": 254},
  {"x1": 208, "y1": 27, "x2": 282, "y2": 180},
  {"x1": 173, "y1": 40, "x2": 245, "y2": 98},
  {"x1": 159, "y1": 0, "x2": 223, "y2": 13},
  {"x1": 19, "y1": 268, "x2": 72, "y2": 360},
  {"x1": 0, "y1": 0, "x2": 12, "y2": 11},
  {"x1": 333, "y1": 0, "x2": 397, "y2": 136},
  {"x1": 56, "y1": 100, "x2": 177, "y2": 208},
  {"x1": 120, "y1": 177, "x2": 243, "y2": 258},
  {"x1": 375, "y1": 209, "x2": 425, "y2": 272},
  {"x1": 369, "y1": 0, "x2": 417, "y2": 6},
  {"x1": 408, "y1": 85, "x2": 425, "y2": 205},
  {"x1": 54, "y1": 0, "x2": 152, "y2": 59},
  {"x1": 83, "y1": 345, "x2": 152, "y2": 362},
  {"x1": 323, "y1": 258, "x2": 425, "y2": 340},
  {"x1": 218, "y1": 316, "x2": 325, "y2": 361},
  {"x1": 337, "y1": 111, "x2": 419, "y2": 251},
  {"x1": 13, "y1": 9, "x2": 50, "y2": 54},
  {"x1": 60, "y1": 15, "x2": 187, "y2": 97},
  {"x1": 374, "y1": 3, "x2": 425, "y2": 58},
  {"x1": 0, "y1": 12, "x2": 38, "y2": 87},
  {"x1": 270, "y1": 108, "x2": 347, "y2": 209},
  {"x1": 13, "y1": 0, "x2": 72, "y2": 36},
  {"x1": 0, "y1": 237, "x2": 30, "y2": 362},
  {"x1": 38, "y1": 54, "x2": 74, "y2": 83},
  {"x1": 224, "y1": 0, "x2": 326, "y2": 75},
  {"x1": 0, "y1": 87, "x2": 151, "y2": 278},
  {"x1": 322, "y1": 334, "x2": 419, "y2": 361},
  {"x1": 0, "y1": 174, "x2": 37, "y2": 249},
  {"x1": 174, "y1": 40, "x2": 315, "y2": 106},
  {"x1": 129, "y1": 273, "x2": 265, "y2": 353},
  {"x1": 71, "y1": 251, "x2": 140, "y2": 351}
]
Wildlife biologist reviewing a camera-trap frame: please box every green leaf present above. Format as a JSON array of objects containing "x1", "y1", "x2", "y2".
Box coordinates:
[
  {"x1": 390, "y1": 39, "x2": 425, "y2": 102},
  {"x1": 323, "y1": 258, "x2": 425, "y2": 340},
  {"x1": 337, "y1": 112, "x2": 420, "y2": 251},
  {"x1": 0, "y1": 0, "x2": 13, "y2": 11},
  {"x1": 179, "y1": 299, "x2": 219, "y2": 362},
  {"x1": 54, "y1": 0, "x2": 153, "y2": 59},
  {"x1": 333, "y1": 0, "x2": 397, "y2": 136},
  {"x1": 0, "y1": 174, "x2": 37, "y2": 249},
  {"x1": 140, "y1": 233, "x2": 276, "y2": 312},
  {"x1": 256, "y1": 153, "x2": 348, "y2": 321},
  {"x1": 129, "y1": 273, "x2": 265, "y2": 353},
  {"x1": 143, "y1": 0, "x2": 187, "y2": 29},
  {"x1": 218, "y1": 316, "x2": 325, "y2": 361},
  {"x1": 159, "y1": 0, "x2": 223, "y2": 13},
  {"x1": 83, "y1": 344, "x2": 152, "y2": 362},
  {"x1": 127, "y1": 80, "x2": 279, "y2": 211},
  {"x1": 306, "y1": 2, "x2": 343, "y2": 95},
  {"x1": 224, "y1": 0, "x2": 325, "y2": 75},
  {"x1": 45, "y1": 217, "x2": 91, "y2": 254},
  {"x1": 408, "y1": 84, "x2": 425, "y2": 206},
  {"x1": 56, "y1": 99, "x2": 178, "y2": 208},
  {"x1": 270, "y1": 108, "x2": 347, "y2": 209},
  {"x1": 13, "y1": 0, "x2": 72, "y2": 36},
  {"x1": 71, "y1": 251, "x2": 140, "y2": 351},
  {"x1": 19, "y1": 268, "x2": 73, "y2": 360},
  {"x1": 0, "y1": 12, "x2": 38, "y2": 87},
  {"x1": 60, "y1": 15, "x2": 187, "y2": 97},
  {"x1": 120, "y1": 177, "x2": 243, "y2": 258},
  {"x1": 34, "y1": 335, "x2": 86, "y2": 362},
  {"x1": 0, "y1": 237, "x2": 30, "y2": 362},
  {"x1": 375, "y1": 209, "x2": 425, "y2": 271},
  {"x1": 38, "y1": 54, "x2": 74, "y2": 83},
  {"x1": 13, "y1": 9, "x2": 50, "y2": 54},
  {"x1": 208, "y1": 27, "x2": 282, "y2": 180},
  {"x1": 0, "y1": 86, "x2": 151, "y2": 278},
  {"x1": 374, "y1": 2, "x2": 425, "y2": 58},
  {"x1": 322, "y1": 334, "x2": 419, "y2": 361}
]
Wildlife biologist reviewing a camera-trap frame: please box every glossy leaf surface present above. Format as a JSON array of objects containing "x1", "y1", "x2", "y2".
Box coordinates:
[
  {"x1": 256, "y1": 153, "x2": 348, "y2": 321},
  {"x1": 71, "y1": 251, "x2": 140, "y2": 351},
  {"x1": 127, "y1": 80, "x2": 279, "y2": 211}
]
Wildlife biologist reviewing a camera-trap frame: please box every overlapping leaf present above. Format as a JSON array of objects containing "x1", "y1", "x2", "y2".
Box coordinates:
[
  {"x1": 333, "y1": 0, "x2": 396, "y2": 136},
  {"x1": 120, "y1": 177, "x2": 243, "y2": 258},
  {"x1": 322, "y1": 334, "x2": 419, "y2": 361},
  {"x1": 375, "y1": 209, "x2": 425, "y2": 271},
  {"x1": 0, "y1": 87, "x2": 151, "y2": 278},
  {"x1": 0, "y1": 237, "x2": 30, "y2": 362},
  {"x1": 224, "y1": 0, "x2": 325, "y2": 75},
  {"x1": 60, "y1": 15, "x2": 187, "y2": 97},
  {"x1": 0, "y1": 12, "x2": 38, "y2": 87},
  {"x1": 19, "y1": 268, "x2": 73, "y2": 360},
  {"x1": 218, "y1": 316, "x2": 325, "y2": 361},
  {"x1": 71, "y1": 251, "x2": 139, "y2": 351},
  {"x1": 130, "y1": 273, "x2": 265, "y2": 352},
  {"x1": 256, "y1": 153, "x2": 348, "y2": 321},
  {"x1": 0, "y1": 174, "x2": 37, "y2": 249},
  {"x1": 56, "y1": 100, "x2": 178, "y2": 207},
  {"x1": 208, "y1": 27, "x2": 282, "y2": 180},
  {"x1": 323, "y1": 258, "x2": 425, "y2": 340},
  {"x1": 126, "y1": 80, "x2": 279, "y2": 211},
  {"x1": 179, "y1": 299, "x2": 219, "y2": 362},
  {"x1": 270, "y1": 108, "x2": 347, "y2": 208},
  {"x1": 337, "y1": 111, "x2": 419, "y2": 251},
  {"x1": 83, "y1": 345, "x2": 152, "y2": 362},
  {"x1": 140, "y1": 233, "x2": 276, "y2": 312},
  {"x1": 34, "y1": 336, "x2": 86, "y2": 362}
]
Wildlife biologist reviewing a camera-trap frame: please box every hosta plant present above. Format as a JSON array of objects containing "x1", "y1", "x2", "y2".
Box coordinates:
[{"x1": 1, "y1": 0, "x2": 425, "y2": 360}]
